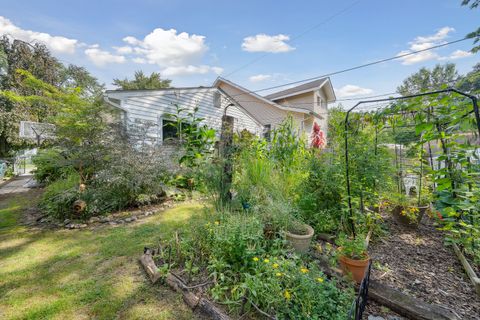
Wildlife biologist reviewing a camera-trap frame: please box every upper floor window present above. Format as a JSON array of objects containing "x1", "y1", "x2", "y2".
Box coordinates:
[
  {"x1": 316, "y1": 95, "x2": 321, "y2": 106},
  {"x1": 214, "y1": 91, "x2": 221, "y2": 108}
]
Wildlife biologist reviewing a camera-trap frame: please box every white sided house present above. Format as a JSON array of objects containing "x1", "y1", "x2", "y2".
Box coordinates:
[{"x1": 103, "y1": 77, "x2": 335, "y2": 145}]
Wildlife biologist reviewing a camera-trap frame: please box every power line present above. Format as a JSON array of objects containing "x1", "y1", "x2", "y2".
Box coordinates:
[
  {"x1": 334, "y1": 77, "x2": 465, "y2": 102},
  {"x1": 223, "y1": 0, "x2": 361, "y2": 77},
  {"x1": 229, "y1": 37, "x2": 471, "y2": 99}
]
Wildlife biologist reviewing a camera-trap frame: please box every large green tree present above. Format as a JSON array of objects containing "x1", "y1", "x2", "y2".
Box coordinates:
[
  {"x1": 112, "y1": 71, "x2": 171, "y2": 90},
  {"x1": 462, "y1": 0, "x2": 480, "y2": 52},
  {"x1": 456, "y1": 62, "x2": 480, "y2": 94},
  {"x1": 396, "y1": 63, "x2": 459, "y2": 95},
  {"x1": 0, "y1": 38, "x2": 61, "y2": 156},
  {"x1": 0, "y1": 37, "x2": 103, "y2": 157}
]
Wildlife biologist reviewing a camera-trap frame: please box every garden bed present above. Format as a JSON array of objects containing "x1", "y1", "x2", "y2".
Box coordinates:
[{"x1": 368, "y1": 214, "x2": 480, "y2": 319}]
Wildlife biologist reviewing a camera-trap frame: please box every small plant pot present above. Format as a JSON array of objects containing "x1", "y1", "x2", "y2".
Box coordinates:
[
  {"x1": 339, "y1": 255, "x2": 370, "y2": 284},
  {"x1": 285, "y1": 225, "x2": 314, "y2": 253}
]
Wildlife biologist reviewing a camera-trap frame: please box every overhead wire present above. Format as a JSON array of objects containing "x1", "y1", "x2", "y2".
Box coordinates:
[
  {"x1": 223, "y1": 0, "x2": 362, "y2": 77},
  {"x1": 228, "y1": 37, "x2": 472, "y2": 99}
]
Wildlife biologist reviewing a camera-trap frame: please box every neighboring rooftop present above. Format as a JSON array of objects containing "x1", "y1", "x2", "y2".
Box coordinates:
[{"x1": 264, "y1": 78, "x2": 334, "y2": 101}]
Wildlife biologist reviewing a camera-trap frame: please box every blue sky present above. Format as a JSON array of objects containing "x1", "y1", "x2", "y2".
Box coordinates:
[{"x1": 0, "y1": 0, "x2": 478, "y2": 104}]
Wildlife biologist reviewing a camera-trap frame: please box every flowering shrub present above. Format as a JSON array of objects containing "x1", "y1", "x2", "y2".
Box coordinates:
[
  {"x1": 400, "y1": 206, "x2": 419, "y2": 222},
  {"x1": 166, "y1": 211, "x2": 354, "y2": 319},
  {"x1": 242, "y1": 256, "x2": 353, "y2": 319},
  {"x1": 310, "y1": 121, "x2": 326, "y2": 149}
]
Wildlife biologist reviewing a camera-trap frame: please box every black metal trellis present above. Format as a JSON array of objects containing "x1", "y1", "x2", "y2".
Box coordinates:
[
  {"x1": 344, "y1": 88, "x2": 480, "y2": 237},
  {"x1": 348, "y1": 260, "x2": 372, "y2": 320}
]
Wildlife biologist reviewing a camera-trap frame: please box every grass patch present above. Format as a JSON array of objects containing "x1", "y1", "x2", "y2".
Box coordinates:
[{"x1": 0, "y1": 191, "x2": 205, "y2": 320}]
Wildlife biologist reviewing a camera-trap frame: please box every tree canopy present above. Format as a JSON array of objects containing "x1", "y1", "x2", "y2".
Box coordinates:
[
  {"x1": 462, "y1": 0, "x2": 480, "y2": 52},
  {"x1": 0, "y1": 37, "x2": 103, "y2": 157},
  {"x1": 396, "y1": 63, "x2": 458, "y2": 95},
  {"x1": 456, "y1": 62, "x2": 480, "y2": 94},
  {"x1": 112, "y1": 71, "x2": 171, "y2": 90}
]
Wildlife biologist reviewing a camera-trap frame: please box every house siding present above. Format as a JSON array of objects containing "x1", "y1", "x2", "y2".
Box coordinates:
[
  {"x1": 110, "y1": 88, "x2": 263, "y2": 145},
  {"x1": 273, "y1": 92, "x2": 313, "y2": 111},
  {"x1": 271, "y1": 89, "x2": 329, "y2": 141},
  {"x1": 218, "y1": 81, "x2": 305, "y2": 131}
]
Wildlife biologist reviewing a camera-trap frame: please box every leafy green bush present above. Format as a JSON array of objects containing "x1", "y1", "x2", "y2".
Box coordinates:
[
  {"x1": 32, "y1": 148, "x2": 74, "y2": 183},
  {"x1": 39, "y1": 171, "x2": 79, "y2": 219},
  {"x1": 297, "y1": 153, "x2": 345, "y2": 233},
  {"x1": 242, "y1": 257, "x2": 353, "y2": 319},
  {"x1": 165, "y1": 211, "x2": 353, "y2": 319},
  {"x1": 335, "y1": 233, "x2": 368, "y2": 260}
]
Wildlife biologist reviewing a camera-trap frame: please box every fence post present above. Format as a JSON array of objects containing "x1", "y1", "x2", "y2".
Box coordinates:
[{"x1": 220, "y1": 115, "x2": 234, "y2": 206}]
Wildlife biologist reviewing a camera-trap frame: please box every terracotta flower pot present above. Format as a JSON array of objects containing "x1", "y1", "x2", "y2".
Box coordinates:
[
  {"x1": 339, "y1": 255, "x2": 370, "y2": 284},
  {"x1": 285, "y1": 225, "x2": 314, "y2": 253}
]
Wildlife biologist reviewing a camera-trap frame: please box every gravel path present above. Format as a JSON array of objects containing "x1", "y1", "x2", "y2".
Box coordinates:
[{"x1": 368, "y1": 214, "x2": 480, "y2": 320}]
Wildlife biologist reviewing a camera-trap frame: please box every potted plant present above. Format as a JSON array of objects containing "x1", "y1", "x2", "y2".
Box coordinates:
[
  {"x1": 389, "y1": 192, "x2": 430, "y2": 227},
  {"x1": 285, "y1": 219, "x2": 315, "y2": 253},
  {"x1": 336, "y1": 234, "x2": 370, "y2": 283}
]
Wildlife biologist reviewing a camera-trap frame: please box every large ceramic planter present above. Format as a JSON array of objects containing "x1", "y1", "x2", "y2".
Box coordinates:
[
  {"x1": 392, "y1": 205, "x2": 429, "y2": 227},
  {"x1": 339, "y1": 255, "x2": 370, "y2": 284},
  {"x1": 285, "y1": 225, "x2": 314, "y2": 253}
]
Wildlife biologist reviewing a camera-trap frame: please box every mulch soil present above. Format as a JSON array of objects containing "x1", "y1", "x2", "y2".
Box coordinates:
[{"x1": 367, "y1": 213, "x2": 480, "y2": 320}]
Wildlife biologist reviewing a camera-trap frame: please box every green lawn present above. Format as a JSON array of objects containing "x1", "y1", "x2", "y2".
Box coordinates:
[{"x1": 0, "y1": 190, "x2": 205, "y2": 320}]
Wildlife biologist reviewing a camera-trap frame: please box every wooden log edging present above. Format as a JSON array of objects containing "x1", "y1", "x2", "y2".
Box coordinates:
[
  {"x1": 310, "y1": 250, "x2": 459, "y2": 320},
  {"x1": 452, "y1": 242, "x2": 480, "y2": 297},
  {"x1": 139, "y1": 252, "x2": 162, "y2": 284},
  {"x1": 368, "y1": 280, "x2": 459, "y2": 320},
  {"x1": 139, "y1": 252, "x2": 231, "y2": 320}
]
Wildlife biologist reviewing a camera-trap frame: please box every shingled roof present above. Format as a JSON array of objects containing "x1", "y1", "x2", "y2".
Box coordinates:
[{"x1": 264, "y1": 78, "x2": 329, "y2": 101}]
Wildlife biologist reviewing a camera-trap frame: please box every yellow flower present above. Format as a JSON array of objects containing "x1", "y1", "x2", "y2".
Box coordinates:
[
  {"x1": 272, "y1": 263, "x2": 279, "y2": 269},
  {"x1": 264, "y1": 258, "x2": 270, "y2": 263},
  {"x1": 276, "y1": 272, "x2": 283, "y2": 277},
  {"x1": 316, "y1": 277, "x2": 324, "y2": 283},
  {"x1": 205, "y1": 222, "x2": 211, "y2": 227},
  {"x1": 284, "y1": 290, "x2": 291, "y2": 300},
  {"x1": 253, "y1": 257, "x2": 259, "y2": 262},
  {"x1": 214, "y1": 221, "x2": 220, "y2": 225},
  {"x1": 300, "y1": 268, "x2": 309, "y2": 274}
]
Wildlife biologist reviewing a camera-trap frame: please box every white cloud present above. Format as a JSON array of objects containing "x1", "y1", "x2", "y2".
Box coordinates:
[
  {"x1": 132, "y1": 57, "x2": 147, "y2": 64},
  {"x1": 122, "y1": 28, "x2": 208, "y2": 66},
  {"x1": 397, "y1": 48, "x2": 439, "y2": 65},
  {"x1": 113, "y1": 46, "x2": 133, "y2": 54},
  {"x1": 242, "y1": 34, "x2": 295, "y2": 53},
  {"x1": 249, "y1": 74, "x2": 272, "y2": 82},
  {"x1": 0, "y1": 16, "x2": 78, "y2": 54},
  {"x1": 162, "y1": 65, "x2": 223, "y2": 76},
  {"x1": 0, "y1": 16, "x2": 222, "y2": 76},
  {"x1": 396, "y1": 26, "x2": 471, "y2": 65},
  {"x1": 413, "y1": 26, "x2": 455, "y2": 44},
  {"x1": 121, "y1": 28, "x2": 222, "y2": 76},
  {"x1": 84, "y1": 45, "x2": 126, "y2": 67},
  {"x1": 336, "y1": 85, "x2": 373, "y2": 98}
]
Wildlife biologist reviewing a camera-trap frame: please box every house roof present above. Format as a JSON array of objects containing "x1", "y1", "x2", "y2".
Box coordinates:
[
  {"x1": 213, "y1": 77, "x2": 322, "y2": 118},
  {"x1": 264, "y1": 78, "x2": 336, "y2": 102}
]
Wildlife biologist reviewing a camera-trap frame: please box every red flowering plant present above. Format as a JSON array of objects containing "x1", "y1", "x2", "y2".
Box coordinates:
[{"x1": 310, "y1": 122, "x2": 326, "y2": 149}]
